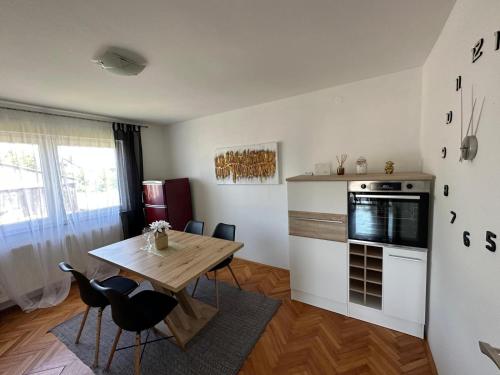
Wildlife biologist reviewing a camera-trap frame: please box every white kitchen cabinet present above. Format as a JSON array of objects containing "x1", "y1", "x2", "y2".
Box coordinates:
[
  {"x1": 289, "y1": 235, "x2": 347, "y2": 313},
  {"x1": 287, "y1": 181, "x2": 348, "y2": 314},
  {"x1": 287, "y1": 181, "x2": 347, "y2": 214},
  {"x1": 383, "y1": 246, "x2": 427, "y2": 324},
  {"x1": 287, "y1": 177, "x2": 430, "y2": 338}
]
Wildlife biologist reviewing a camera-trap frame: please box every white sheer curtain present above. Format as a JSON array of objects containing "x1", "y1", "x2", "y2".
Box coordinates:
[{"x1": 0, "y1": 109, "x2": 122, "y2": 311}]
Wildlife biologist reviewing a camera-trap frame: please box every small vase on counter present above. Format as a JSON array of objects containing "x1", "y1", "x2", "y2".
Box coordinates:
[
  {"x1": 149, "y1": 220, "x2": 172, "y2": 250},
  {"x1": 154, "y1": 231, "x2": 169, "y2": 250}
]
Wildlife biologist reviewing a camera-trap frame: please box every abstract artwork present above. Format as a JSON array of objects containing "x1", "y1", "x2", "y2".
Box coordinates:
[{"x1": 214, "y1": 142, "x2": 279, "y2": 184}]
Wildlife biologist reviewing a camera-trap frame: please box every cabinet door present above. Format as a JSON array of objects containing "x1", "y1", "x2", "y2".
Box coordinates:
[
  {"x1": 287, "y1": 181, "x2": 347, "y2": 214},
  {"x1": 144, "y1": 206, "x2": 168, "y2": 225},
  {"x1": 289, "y1": 235, "x2": 347, "y2": 303},
  {"x1": 383, "y1": 247, "x2": 427, "y2": 324}
]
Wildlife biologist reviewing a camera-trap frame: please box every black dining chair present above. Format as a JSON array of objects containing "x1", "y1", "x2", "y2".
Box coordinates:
[
  {"x1": 184, "y1": 220, "x2": 204, "y2": 235},
  {"x1": 58, "y1": 262, "x2": 138, "y2": 368},
  {"x1": 192, "y1": 223, "x2": 241, "y2": 308},
  {"x1": 90, "y1": 279, "x2": 178, "y2": 375}
]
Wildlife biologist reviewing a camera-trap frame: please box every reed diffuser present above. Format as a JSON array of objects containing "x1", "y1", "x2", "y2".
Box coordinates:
[{"x1": 336, "y1": 154, "x2": 347, "y2": 175}]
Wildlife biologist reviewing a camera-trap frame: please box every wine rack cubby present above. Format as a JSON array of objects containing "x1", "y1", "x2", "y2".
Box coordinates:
[{"x1": 349, "y1": 243, "x2": 383, "y2": 309}]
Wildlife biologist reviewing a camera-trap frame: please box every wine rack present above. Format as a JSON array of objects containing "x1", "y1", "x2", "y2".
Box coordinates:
[{"x1": 349, "y1": 242, "x2": 383, "y2": 309}]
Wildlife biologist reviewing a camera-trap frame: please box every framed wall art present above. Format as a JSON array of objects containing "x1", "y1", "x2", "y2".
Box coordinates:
[{"x1": 214, "y1": 142, "x2": 280, "y2": 185}]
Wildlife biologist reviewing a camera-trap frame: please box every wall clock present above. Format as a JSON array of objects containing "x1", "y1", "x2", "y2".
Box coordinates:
[{"x1": 444, "y1": 34, "x2": 498, "y2": 259}]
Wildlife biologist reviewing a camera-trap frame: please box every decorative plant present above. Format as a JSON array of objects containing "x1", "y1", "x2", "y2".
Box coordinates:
[
  {"x1": 336, "y1": 154, "x2": 347, "y2": 169},
  {"x1": 336, "y1": 154, "x2": 347, "y2": 175},
  {"x1": 149, "y1": 220, "x2": 172, "y2": 234},
  {"x1": 149, "y1": 220, "x2": 171, "y2": 250}
]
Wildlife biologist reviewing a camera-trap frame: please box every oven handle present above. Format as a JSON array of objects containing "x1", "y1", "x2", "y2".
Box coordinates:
[
  {"x1": 354, "y1": 194, "x2": 421, "y2": 200},
  {"x1": 290, "y1": 217, "x2": 344, "y2": 224}
]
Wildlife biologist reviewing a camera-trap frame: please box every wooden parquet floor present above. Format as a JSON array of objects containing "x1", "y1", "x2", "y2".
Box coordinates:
[{"x1": 0, "y1": 258, "x2": 437, "y2": 375}]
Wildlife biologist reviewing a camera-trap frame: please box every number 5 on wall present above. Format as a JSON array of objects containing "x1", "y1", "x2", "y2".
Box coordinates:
[{"x1": 486, "y1": 231, "x2": 497, "y2": 252}]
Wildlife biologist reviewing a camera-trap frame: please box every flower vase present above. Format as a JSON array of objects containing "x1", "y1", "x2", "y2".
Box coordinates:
[{"x1": 155, "y1": 232, "x2": 169, "y2": 250}]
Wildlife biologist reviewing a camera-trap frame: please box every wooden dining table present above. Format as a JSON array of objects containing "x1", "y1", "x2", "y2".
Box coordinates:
[{"x1": 88, "y1": 230, "x2": 244, "y2": 349}]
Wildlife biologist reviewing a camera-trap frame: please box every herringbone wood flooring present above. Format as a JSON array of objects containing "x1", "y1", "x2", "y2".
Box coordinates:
[{"x1": 0, "y1": 258, "x2": 437, "y2": 375}]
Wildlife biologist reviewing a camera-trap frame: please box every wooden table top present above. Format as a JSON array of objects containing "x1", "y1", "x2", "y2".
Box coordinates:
[{"x1": 89, "y1": 230, "x2": 244, "y2": 293}]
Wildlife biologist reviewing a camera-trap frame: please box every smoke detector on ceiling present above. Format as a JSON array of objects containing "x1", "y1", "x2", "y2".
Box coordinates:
[{"x1": 92, "y1": 48, "x2": 146, "y2": 76}]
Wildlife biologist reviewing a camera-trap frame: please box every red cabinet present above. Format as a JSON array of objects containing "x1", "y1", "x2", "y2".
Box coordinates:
[{"x1": 143, "y1": 178, "x2": 193, "y2": 231}]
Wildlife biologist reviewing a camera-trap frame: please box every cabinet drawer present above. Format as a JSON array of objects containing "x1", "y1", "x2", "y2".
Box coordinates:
[{"x1": 289, "y1": 211, "x2": 347, "y2": 242}]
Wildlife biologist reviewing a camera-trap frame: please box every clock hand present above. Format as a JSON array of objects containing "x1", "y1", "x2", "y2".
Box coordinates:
[
  {"x1": 460, "y1": 87, "x2": 463, "y2": 145},
  {"x1": 474, "y1": 97, "x2": 485, "y2": 136},
  {"x1": 460, "y1": 97, "x2": 477, "y2": 162},
  {"x1": 464, "y1": 97, "x2": 477, "y2": 139}
]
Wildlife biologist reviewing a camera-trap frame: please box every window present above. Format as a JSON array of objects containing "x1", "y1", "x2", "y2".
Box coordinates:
[
  {"x1": 0, "y1": 142, "x2": 48, "y2": 225},
  {"x1": 0, "y1": 132, "x2": 120, "y2": 228},
  {"x1": 58, "y1": 145, "x2": 119, "y2": 213}
]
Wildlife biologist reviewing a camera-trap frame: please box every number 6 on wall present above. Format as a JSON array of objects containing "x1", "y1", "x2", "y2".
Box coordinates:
[{"x1": 463, "y1": 231, "x2": 471, "y2": 247}]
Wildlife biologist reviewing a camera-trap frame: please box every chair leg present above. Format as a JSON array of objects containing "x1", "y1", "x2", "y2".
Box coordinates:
[
  {"x1": 214, "y1": 270, "x2": 219, "y2": 310},
  {"x1": 140, "y1": 329, "x2": 150, "y2": 363},
  {"x1": 135, "y1": 332, "x2": 142, "y2": 375},
  {"x1": 227, "y1": 264, "x2": 242, "y2": 290},
  {"x1": 192, "y1": 277, "x2": 200, "y2": 297},
  {"x1": 75, "y1": 305, "x2": 90, "y2": 344},
  {"x1": 93, "y1": 307, "x2": 103, "y2": 368},
  {"x1": 105, "y1": 327, "x2": 122, "y2": 371}
]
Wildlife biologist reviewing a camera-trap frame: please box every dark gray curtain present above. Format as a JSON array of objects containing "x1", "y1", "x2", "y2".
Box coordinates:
[{"x1": 113, "y1": 123, "x2": 145, "y2": 238}]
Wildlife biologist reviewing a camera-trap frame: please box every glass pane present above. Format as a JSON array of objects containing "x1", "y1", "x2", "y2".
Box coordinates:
[
  {"x1": 349, "y1": 193, "x2": 423, "y2": 246},
  {"x1": 57, "y1": 145, "x2": 119, "y2": 213},
  {"x1": 0, "y1": 142, "x2": 48, "y2": 225}
]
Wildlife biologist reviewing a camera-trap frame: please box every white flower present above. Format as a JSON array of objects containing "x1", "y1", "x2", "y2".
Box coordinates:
[{"x1": 149, "y1": 220, "x2": 172, "y2": 233}]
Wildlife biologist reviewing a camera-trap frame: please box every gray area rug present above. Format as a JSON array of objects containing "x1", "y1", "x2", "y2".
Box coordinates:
[{"x1": 51, "y1": 279, "x2": 280, "y2": 375}]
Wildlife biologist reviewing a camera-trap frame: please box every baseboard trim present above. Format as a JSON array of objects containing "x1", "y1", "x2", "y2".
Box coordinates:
[
  {"x1": 424, "y1": 340, "x2": 439, "y2": 375},
  {"x1": 234, "y1": 256, "x2": 289, "y2": 272},
  {"x1": 348, "y1": 302, "x2": 424, "y2": 338},
  {"x1": 291, "y1": 289, "x2": 348, "y2": 315}
]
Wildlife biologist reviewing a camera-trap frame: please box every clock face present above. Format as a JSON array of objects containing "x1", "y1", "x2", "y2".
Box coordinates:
[{"x1": 460, "y1": 135, "x2": 478, "y2": 161}]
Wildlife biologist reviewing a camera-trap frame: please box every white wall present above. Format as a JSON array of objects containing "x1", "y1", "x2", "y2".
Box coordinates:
[
  {"x1": 420, "y1": 0, "x2": 500, "y2": 373},
  {"x1": 164, "y1": 68, "x2": 423, "y2": 268},
  {"x1": 142, "y1": 125, "x2": 169, "y2": 180}
]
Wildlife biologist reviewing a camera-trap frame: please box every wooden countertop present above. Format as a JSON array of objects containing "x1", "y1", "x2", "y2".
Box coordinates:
[{"x1": 286, "y1": 172, "x2": 434, "y2": 182}]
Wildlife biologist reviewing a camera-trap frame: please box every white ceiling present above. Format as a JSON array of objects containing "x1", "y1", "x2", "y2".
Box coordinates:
[{"x1": 0, "y1": 0, "x2": 455, "y2": 125}]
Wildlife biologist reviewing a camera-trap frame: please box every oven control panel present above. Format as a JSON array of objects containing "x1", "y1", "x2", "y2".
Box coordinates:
[{"x1": 348, "y1": 180, "x2": 431, "y2": 193}]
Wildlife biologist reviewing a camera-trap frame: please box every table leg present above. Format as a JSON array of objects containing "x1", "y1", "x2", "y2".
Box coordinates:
[{"x1": 152, "y1": 283, "x2": 218, "y2": 349}]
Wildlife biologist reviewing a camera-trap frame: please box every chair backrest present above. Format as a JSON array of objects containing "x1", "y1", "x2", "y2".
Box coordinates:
[
  {"x1": 90, "y1": 279, "x2": 142, "y2": 332},
  {"x1": 212, "y1": 223, "x2": 236, "y2": 241},
  {"x1": 184, "y1": 220, "x2": 204, "y2": 235},
  {"x1": 58, "y1": 262, "x2": 108, "y2": 307}
]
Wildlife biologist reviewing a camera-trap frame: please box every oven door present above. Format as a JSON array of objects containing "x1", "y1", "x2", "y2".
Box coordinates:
[{"x1": 348, "y1": 192, "x2": 429, "y2": 248}]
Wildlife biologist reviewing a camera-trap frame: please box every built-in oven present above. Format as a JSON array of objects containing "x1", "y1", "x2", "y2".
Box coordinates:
[{"x1": 348, "y1": 180, "x2": 431, "y2": 248}]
